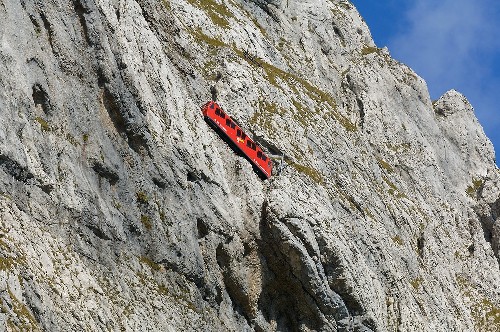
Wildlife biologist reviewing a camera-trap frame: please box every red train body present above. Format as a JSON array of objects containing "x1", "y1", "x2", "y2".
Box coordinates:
[{"x1": 202, "y1": 101, "x2": 272, "y2": 179}]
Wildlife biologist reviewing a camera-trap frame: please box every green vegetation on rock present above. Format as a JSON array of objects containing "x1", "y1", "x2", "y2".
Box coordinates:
[
  {"x1": 140, "y1": 256, "x2": 161, "y2": 271},
  {"x1": 410, "y1": 277, "x2": 423, "y2": 290},
  {"x1": 377, "y1": 158, "x2": 394, "y2": 173},
  {"x1": 136, "y1": 191, "x2": 149, "y2": 204},
  {"x1": 361, "y1": 46, "x2": 380, "y2": 56},
  {"x1": 249, "y1": 100, "x2": 284, "y2": 138},
  {"x1": 8, "y1": 288, "x2": 39, "y2": 331},
  {"x1": 466, "y1": 178, "x2": 484, "y2": 198},
  {"x1": 141, "y1": 215, "x2": 152, "y2": 230},
  {"x1": 471, "y1": 298, "x2": 500, "y2": 329},
  {"x1": 456, "y1": 274, "x2": 500, "y2": 330},
  {"x1": 188, "y1": 28, "x2": 226, "y2": 49},
  {"x1": 391, "y1": 236, "x2": 404, "y2": 246},
  {"x1": 0, "y1": 256, "x2": 15, "y2": 271},
  {"x1": 185, "y1": 0, "x2": 235, "y2": 29},
  {"x1": 383, "y1": 176, "x2": 406, "y2": 198},
  {"x1": 257, "y1": 58, "x2": 355, "y2": 131},
  {"x1": 286, "y1": 160, "x2": 324, "y2": 185},
  {"x1": 35, "y1": 117, "x2": 50, "y2": 131}
]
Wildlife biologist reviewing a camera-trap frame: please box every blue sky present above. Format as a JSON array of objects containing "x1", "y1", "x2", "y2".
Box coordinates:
[{"x1": 351, "y1": 0, "x2": 500, "y2": 163}]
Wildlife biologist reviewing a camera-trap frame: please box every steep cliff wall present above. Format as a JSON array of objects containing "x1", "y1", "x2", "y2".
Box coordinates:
[{"x1": 0, "y1": 0, "x2": 498, "y2": 331}]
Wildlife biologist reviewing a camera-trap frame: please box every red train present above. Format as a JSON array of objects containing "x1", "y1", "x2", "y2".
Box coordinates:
[{"x1": 201, "y1": 101, "x2": 272, "y2": 179}]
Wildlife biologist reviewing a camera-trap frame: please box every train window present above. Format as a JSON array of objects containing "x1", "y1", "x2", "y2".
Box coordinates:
[
  {"x1": 246, "y1": 140, "x2": 252, "y2": 148},
  {"x1": 210, "y1": 103, "x2": 215, "y2": 109},
  {"x1": 247, "y1": 141, "x2": 256, "y2": 150},
  {"x1": 215, "y1": 108, "x2": 225, "y2": 118},
  {"x1": 261, "y1": 155, "x2": 267, "y2": 161},
  {"x1": 230, "y1": 122, "x2": 236, "y2": 129},
  {"x1": 257, "y1": 151, "x2": 262, "y2": 158},
  {"x1": 226, "y1": 119, "x2": 231, "y2": 126},
  {"x1": 237, "y1": 130, "x2": 247, "y2": 139}
]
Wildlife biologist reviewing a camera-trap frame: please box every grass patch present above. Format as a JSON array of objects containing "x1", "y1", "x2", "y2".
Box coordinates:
[
  {"x1": 410, "y1": 277, "x2": 423, "y2": 290},
  {"x1": 377, "y1": 158, "x2": 394, "y2": 173},
  {"x1": 466, "y1": 178, "x2": 484, "y2": 198},
  {"x1": 391, "y1": 236, "x2": 403, "y2": 246},
  {"x1": 383, "y1": 176, "x2": 406, "y2": 198},
  {"x1": 249, "y1": 100, "x2": 283, "y2": 138},
  {"x1": 141, "y1": 215, "x2": 152, "y2": 230},
  {"x1": 159, "y1": 210, "x2": 166, "y2": 222},
  {"x1": 185, "y1": 0, "x2": 235, "y2": 29},
  {"x1": 386, "y1": 142, "x2": 411, "y2": 153},
  {"x1": 361, "y1": 46, "x2": 379, "y2": 56},
  {"x1": 323, "y1": 110, "x2": 356, "y2": 132},
  {"x1": 0, "y1": 257, "x2": 15, "y2": 271},
  {"x1": 35, "y1": 117, "x2": 50, "y2": 131},
  {"x1": 65, "y1": 133, "x2": 79, "y2": 146},
  {"x1": 472, "y1": 298, "x2": 500, "y2": 329},
  {"x1": 161, "y1": 0, "x2": 171, "y2": 10},
  {"x1": 136, "y1": 191, "x2": 149, "y2": 204},
  {"x1": 249, "y1": 14, "x2": 268, "y2": 38},
  {"x1": 338, "y1": 2, "x2": 352, "y2": 10},
  {"x1": 454, "y1": 250, "x2": 463, "y2": 260},
  {"x1": 0, "y1": 192, "x2": 12, "y2": 200},
  {"x1": 188, "y1": 28, "x2": 226, "y2": 49},
  {"x1": 286, "y1": 160, "x2": 323, "y2": 185},
  {"x1": 8, "y1": 288, "x2": 39, "y2": 330},
  {"x1": 254, "y1": 58, "x2": 356, "y2": 131},
  {"x1": 291, "y1": 98, "x2": 314, "y2": 126},
  {"x1": 140, "y1": 256, "x2": 161, "y2": 271},
  {"x1": 364, "y1": 208, "x2": 375, "y2": 220},
  {"x1": 201, "y1": 59, "x2": 218, "y2": 80}
]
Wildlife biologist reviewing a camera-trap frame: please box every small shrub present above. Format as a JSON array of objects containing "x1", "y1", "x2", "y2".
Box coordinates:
[
  {"x1": 140, "y1": 256, "x2": 161, "y2": 271},
  {"x1": 141, "y1": 215, "x2": 152, "y2": 230},
  {"x1": 377, "y1": 158, "x2": 394, "y2": 173},
  {"x1": 35, "y1": 117, "x2": 50, "y2": 131},
  {"x1": 391, "y1": 236, "x2": 403, "y2": 246},
  {"x1": 0, "y1": 257, "x2": 15, "y2": 271},
  {"x1": 466, "y1": 178, "x2": 484, "y2": 198},
  {"x1": 361, "y1": 46, "x2": 379, "y2": 56},
  {"x1": 159, "y1": 211, "x2": 166, "y2": 222},
  {"x1": 136, "y1": 191, "x2": 149, "y2": 204},
  {"x1": 65, "y1": 133, "x2": 79, "y2": 146},
  {"x1": 410, "y1": 277, "x2": 423, "y2": 290}
]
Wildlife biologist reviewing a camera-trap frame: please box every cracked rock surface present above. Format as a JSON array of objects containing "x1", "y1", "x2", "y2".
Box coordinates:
[{"x1": 0, "y1": 0, "x2": 499, "y2": 331}]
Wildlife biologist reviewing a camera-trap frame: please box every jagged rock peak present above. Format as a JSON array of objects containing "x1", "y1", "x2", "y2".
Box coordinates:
[
  {"x1": 433, "y1": 89, "x2": 474, "y2": 117},
  {"x1": 434, "y1": 89, "x2": 496, "y2": 174}
]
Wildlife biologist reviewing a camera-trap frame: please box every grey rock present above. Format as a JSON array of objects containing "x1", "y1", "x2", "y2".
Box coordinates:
[{"x1": 0, "y1": 0, "x2": 498, "y2": 331}]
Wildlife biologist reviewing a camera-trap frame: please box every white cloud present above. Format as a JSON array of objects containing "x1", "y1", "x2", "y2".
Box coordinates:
[
  {"x1": 388, "y1": 0, "x2": 500, "y2": 155},
  {"x1": 391, "y1": 0, "x2": 498, "y2": 93}
]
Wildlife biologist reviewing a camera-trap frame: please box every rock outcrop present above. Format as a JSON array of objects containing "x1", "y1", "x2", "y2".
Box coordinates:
[{"x1": 0, "y1": 0, "x2": 498, "y2": 331}]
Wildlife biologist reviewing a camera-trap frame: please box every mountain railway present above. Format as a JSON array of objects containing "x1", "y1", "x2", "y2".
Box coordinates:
[{"x1": 202, "y1": 101, "x2": 272, "y2": 179}]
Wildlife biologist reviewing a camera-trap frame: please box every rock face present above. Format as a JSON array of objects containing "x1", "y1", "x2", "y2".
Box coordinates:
[{"x1": 0, "y1": 0, "x2": 498, "y2": 331}]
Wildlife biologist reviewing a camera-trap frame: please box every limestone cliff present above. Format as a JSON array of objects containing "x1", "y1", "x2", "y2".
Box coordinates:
[{"x1": 0, "y1": 0, "x2": 498, "y2": 331}]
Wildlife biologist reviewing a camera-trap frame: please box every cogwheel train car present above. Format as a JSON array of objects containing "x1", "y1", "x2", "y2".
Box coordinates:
[{"x1": 202, "y1": 101, "x2": 272, "y2": 179}]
